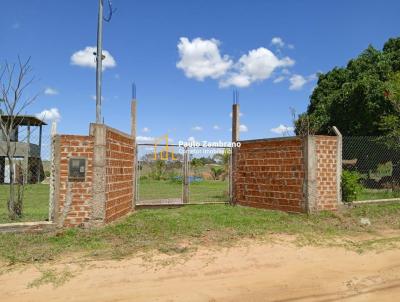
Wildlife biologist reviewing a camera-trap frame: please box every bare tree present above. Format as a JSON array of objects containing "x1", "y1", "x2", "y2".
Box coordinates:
[{"x1": 0, "y1": 57, "x2": 39, "y2": 220}]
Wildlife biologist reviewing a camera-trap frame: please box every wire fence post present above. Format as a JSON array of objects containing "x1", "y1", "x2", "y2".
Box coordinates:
[{"x1": 183, "y1": 146, "x2": 189, "y2": 203}]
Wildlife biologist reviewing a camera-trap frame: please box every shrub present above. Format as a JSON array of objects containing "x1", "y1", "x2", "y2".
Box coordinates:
[{"x1": 342, "y1": 170, "x2": 363, "y2": 202}]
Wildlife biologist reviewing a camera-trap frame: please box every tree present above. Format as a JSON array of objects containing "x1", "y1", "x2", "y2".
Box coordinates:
[
  {"x1": 295, "y1": 38, "x2": 400, "y2": 136},
  {"x1": 190, "y1": 158, "x2": 204, "y2": 176},
  {"x1": 381, "y1": 71, "x2": 400, "y2": 149},
  {"x1": 210, "y1": 166, "x2": 224, "y2": 180},
  {"x1": 212, "y1": 150, "x2": 231, "y2": 180},
  {"x1": 0, "y1": 57, "x2": 38, "y2": 220},
  {"x1": 295, "y1": 37, "x2": 400, "y2": 183}
]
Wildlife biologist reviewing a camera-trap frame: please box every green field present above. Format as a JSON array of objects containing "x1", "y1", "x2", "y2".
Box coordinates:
[
  {"x1": 0, "y1": 184, "x2": 49, "y2": 223},
  {"x1": 138, "y1": 179, "x2": 229, "y2": 203},
  {"x1": 358, "y1": 188, "x2": 400, "y2": 201}
]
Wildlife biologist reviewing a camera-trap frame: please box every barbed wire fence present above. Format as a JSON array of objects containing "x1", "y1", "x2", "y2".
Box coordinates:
[{"x1": 342, "y1": 136, "x2": 400, "y2": 202}]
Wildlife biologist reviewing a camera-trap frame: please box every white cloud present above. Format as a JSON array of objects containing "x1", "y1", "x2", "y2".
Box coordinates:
[
  {"x1": 188, "y1": 136, "x2": 196, "y2": 142},
  {"x1": 270, "y1": 124, "x2": 294, "y2": 135},
  {"x1": 44, "y1": 87, "x2": 58, "y2": 95},
  {"x1": 192, "y1": 126, "x2": 203, "y2": 131},
  {"x1": 213, "y1": 125, "x2": 220, "y2": 130},
  {"x1": 142, "y1": 127, "x2": 150, "y2": 133},
  {"x1": 220, "y1": 48, "x2": 295, "y2": 88},
  {"x1": 176, "y1": 37, "x2": 232, "y2": 81},
  {"x1": 136, "y1": 135, "x2": 174, "y2": 143},
  {"x1": 273, "y1": 76, "x2": 285, "y2": 83},
  {"x1": 36, "y1": 108, "x2": 61, "y2": 122},
  {"x1": 177, "y1": 37, "x2": 296, "y2": 88},
  {"x1": 271, "y1": 37, "x2": 285, "y2": 48},
  {"x1": 288, "y1": 44, "x2": 295, "y2": 49},
  {"x1": 71, "y1": 46, "x2": 116, "y2": 71},
  {"x1": 239, "y1": 124, "x2": 248, "y2": 132},
  {"x1": 136, "y1": 136, "x2": 155, "y2": 142},
  {"x1": 289, "y1": 74, "x2": 316, "y2": 91}
]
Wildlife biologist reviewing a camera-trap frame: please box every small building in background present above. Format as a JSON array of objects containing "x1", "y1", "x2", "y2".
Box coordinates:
[{"x1": 0, "y1": 115, "x2": 47, "y2": 184}]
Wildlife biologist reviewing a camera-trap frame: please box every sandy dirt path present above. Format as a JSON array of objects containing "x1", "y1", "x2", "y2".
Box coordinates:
[{"x1": 1, "y1": 241, "x2": 400, "y2": 302}]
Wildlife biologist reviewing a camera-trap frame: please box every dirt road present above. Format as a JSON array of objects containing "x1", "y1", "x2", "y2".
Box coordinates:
[{"x1": 1, "y1": 241, "x2": 400, "y2": 302}]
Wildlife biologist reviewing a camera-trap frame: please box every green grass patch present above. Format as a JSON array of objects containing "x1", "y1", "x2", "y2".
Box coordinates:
[
  {"x1": 138, "y1": 179, "x2": 229, "y2": 202},
  {"x1": 357, "y1": 188, "x2": 400, "y2": 201},
  {"x1": 1, "y1": 203, "x2": 400, "y2": 265},
  {"x1": 0, "y1": 184, "x2": 49, "y2": 223}
]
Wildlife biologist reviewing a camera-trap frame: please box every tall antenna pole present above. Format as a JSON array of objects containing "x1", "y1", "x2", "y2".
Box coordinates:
[{"x1": 96, "y1": 0, "x2": 104, "y2": 124}]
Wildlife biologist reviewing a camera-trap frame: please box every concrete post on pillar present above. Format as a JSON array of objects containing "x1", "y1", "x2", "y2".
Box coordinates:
[
  {"x1": 304, "y1": 136, "x2": 317, "y2": 213},
  {"x1": 231, "y1": 92, "x2": 240, "y2": 204},
  {"x1": 332, "y1": 126, "x2": 343, "y2": 204},
  {"x1": 232, "y1": 104, "x2": 240, "y2": 144},
  {"x1": 90, "y1": 123, "x2": 107, "y2": 227},
  {"x1": 131, "y1": 86, "x2": 137, "y2": 208},
  {"x1": 131, "y1": 100, "x2": 137, "y2": 140}
]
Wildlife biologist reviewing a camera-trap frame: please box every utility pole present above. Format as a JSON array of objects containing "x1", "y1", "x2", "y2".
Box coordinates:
[{"x1": 95, "y1": 0, "x2": 104, "y2": 124}]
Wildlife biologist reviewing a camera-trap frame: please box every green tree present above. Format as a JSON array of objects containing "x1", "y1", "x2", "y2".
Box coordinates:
[
  {"x1": 295, "y1": 37, "x2": 400, "y2": 183},
  {"x1": 190, "y1": 158, "x2": 204, "y2": 176},
  {"x1": 295, "y1": 38, "x2": 400, "y2": 136},
  {"x1": 381, "y1": 71, "x2": 400, "y2": 149},
  {"x1": 210, "y1": 166, "x2": 224, "y2": 180},
  {"x1": 212, "y1": 150, "x2": 231, "y2": 180}
]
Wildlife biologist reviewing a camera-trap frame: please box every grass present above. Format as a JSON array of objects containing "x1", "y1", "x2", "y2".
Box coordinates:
[
  {"x1": 28, "y1": 267, "x2": 75, "y2": 288},
  {"x1": 0, "y1": 203, "x2": 400, "y2": 265},
  {"x1": 138, "y1": 179, "x2": 229, "y2": 203},
  {"x1": 0, "y1": 184, "x2": 49, "y2": 223},
  {"x1": 358, "y1": 188, "x2": 400, "y2": 201}
]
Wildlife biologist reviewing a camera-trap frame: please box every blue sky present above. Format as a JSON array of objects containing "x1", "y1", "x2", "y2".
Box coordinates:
[{"x1": 1, "y1": 0, "x2": 400, "y2": 143}]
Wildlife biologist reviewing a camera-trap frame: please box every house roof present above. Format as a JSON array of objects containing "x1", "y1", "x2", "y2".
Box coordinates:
[{"x1": 0, "y1": 115, "x2": 47, "y2": 126}]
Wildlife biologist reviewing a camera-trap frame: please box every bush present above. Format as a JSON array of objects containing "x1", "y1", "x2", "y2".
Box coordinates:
[{"x1": 342, "y1": 170, "x2": 363, "y2": 202}]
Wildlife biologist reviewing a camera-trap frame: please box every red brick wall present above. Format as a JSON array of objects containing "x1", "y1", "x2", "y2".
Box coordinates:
[
  {"x1": 105, "y1": 128, "x2": 135, "y2": 223},
  {"x1": 57, "y1": 135, "x2": 94, "y2": 227},
  {"x1": 234, "y1": 138, "x2": 306, "y2": 212},
  {"x1": 55, "y1": 127, "x2": 135, "y2": 228},
  {"x1": 315, "y1": 136, "x2": 338, "y2": 211}
]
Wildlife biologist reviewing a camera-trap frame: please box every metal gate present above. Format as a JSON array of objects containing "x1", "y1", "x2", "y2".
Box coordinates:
[{"x1": 135, "y1": 143, "x2": 231, "y2": 206}]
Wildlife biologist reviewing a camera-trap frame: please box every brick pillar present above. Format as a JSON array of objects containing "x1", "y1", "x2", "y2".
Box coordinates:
[
  {"x1": 90, "y1": 123, "x2": 107, "y2": 227},
  {"x1": 305, "y1": 135, "x2": 340, "y2": 212}
]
